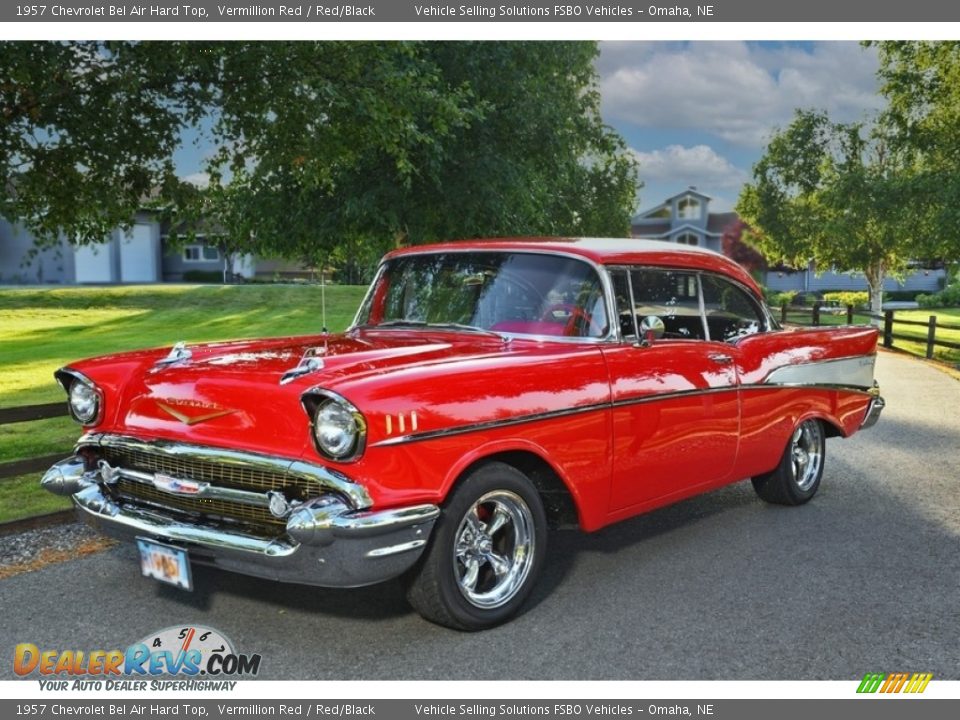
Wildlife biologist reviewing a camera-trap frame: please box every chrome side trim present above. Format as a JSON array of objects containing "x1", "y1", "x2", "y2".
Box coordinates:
[
  {"x1": 371, "y1": 381, "x2": 878, "y2": 447},
  {"x1": 371, "y1": 402, "x2": 611, "y2": 447},
  {"x1": 77, "y1": 433, "x2": 373, "y2": 510},
  {"x1": 763, "y1": 354, "x2": 876, "y2": 389}
]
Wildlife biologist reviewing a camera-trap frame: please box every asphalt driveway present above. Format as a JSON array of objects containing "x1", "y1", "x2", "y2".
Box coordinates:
[{"x1": 2, "y1": 351, "x2": 958, "y2": 680}]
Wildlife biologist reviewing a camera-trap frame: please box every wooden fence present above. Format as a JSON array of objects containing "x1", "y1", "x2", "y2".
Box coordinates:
[
  {"x1": 0, "y1": 402, "x2": 75, "y2": 535},
  {"x1": 781, "y1": 302, "x2": 960, "y2": 360}
]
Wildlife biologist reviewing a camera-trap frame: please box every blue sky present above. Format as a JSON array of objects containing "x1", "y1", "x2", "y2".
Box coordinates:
[
  {"x1": 176, "y1": 41, "x2": 886, "y2": 217},
  {"x1": 597, "y1": 41, "x2": 885, "y2": 213}
]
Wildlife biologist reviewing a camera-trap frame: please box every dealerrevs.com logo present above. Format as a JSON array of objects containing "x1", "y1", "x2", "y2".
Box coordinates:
[{"x1": 14, "y1": 625, "x2": 261, "y2": 691}]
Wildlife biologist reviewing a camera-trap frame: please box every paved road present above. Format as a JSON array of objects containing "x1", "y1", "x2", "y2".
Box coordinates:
[{"x1": 2, "y1": 352, "x2": 958, "y2": 680}]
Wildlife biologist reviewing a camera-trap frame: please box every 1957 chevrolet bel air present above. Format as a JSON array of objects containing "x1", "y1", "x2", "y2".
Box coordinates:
[{"x1": 42, "y1": 238, "x2": 884, "y2": 630}]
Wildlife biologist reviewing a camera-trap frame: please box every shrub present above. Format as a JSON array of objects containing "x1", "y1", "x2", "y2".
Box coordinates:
[
  {"x1": 822, "y1": 291, "x2": 869, "y2": 308},
  {"x1": 917, "y1": 284, "x2": 960, "y2": 308},
  {"x1": 768, "y1": 291, "x2": 798, "y2": 308}
]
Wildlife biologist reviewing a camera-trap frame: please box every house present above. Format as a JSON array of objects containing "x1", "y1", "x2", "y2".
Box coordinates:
[
  {"x1": 632, "y1": 188, "x2": 945, "y2": 295},
  {"x1": 631, "y1": 187, "x2": 736, "y2": 254},
  {"x1": 0, "y1": 213, "x2": 308, "y2": 284}
]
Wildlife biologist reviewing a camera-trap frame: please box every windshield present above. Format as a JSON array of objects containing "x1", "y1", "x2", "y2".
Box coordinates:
[{"x1": 355, "y1": 252, "x2": 610, "y2": 339}]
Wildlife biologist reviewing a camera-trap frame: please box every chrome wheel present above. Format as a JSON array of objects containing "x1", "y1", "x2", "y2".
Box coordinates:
[
  {"x1": 452, "y1": 490, "x2": 535, "y2": 610},
  {"x1": 790, "y1": 420, "x2": 823, "y2": 492}
]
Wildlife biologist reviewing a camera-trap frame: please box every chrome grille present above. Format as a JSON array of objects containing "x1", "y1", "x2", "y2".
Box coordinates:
[
  {"x1": 100, "y1": 446, "x2": 312, "y2": 534},
  {"x1": 114, "y1": 478, "x2": 284, "y2": 529},
  {"x1": 100, "y1": 446, "x2": 315, "y2": 498}
]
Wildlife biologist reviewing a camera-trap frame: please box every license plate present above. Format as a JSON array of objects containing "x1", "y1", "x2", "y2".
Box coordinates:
[{"x1": 137, "y1": 538, "x2": 192, "y2": 591}]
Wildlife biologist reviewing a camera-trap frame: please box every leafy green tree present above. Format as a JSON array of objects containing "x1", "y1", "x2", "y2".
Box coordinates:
[
  {"x1": 869, "y1": 41, "x2": 960, "y2": 262},
  {"x1": 2, "y1": 41, "x2": 638, "y2": 274},
  {"x1": 737, "y1": 110, "x2": 924, "y2": 316},
  {"x1": 0, "y1": 42, "x2": 214, "y2": 245}
]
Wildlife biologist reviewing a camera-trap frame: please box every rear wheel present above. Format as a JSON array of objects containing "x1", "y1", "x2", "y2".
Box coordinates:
[
  {"x1": 751, "y1": 418, "x2": 825, "y2": 505},
  {"x1": 403, "y1": 462, "x2": 547, "y2": 631}
]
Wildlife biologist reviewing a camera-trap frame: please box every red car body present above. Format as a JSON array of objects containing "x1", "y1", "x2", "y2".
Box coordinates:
[{"x1": 43, "y1": 238, "x2": 883, "y2": 629}]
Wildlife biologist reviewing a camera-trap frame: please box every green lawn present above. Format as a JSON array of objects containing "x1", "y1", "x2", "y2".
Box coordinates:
[
  {"x1": 783, "y1": 306, "x2": 960, "y2": 365},
  {"x1": 0, "y1": 283, "x2": 367, "y2": 523}
]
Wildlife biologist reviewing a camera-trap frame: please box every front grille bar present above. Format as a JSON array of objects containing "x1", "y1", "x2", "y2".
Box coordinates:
[
  {"x1": 77, "y1": 432, "x2": 372, "y2": 510},
  {"x1": 100, "y1": 461, "x2": 281, "y2": 512}
]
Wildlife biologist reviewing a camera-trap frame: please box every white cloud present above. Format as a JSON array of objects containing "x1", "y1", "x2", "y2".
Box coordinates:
[
  {"x1": 630, "y1": 144, "x2": 748, "y2": 191},
  {"x1": 600, "y1": 42, "x2": 883, "y2": 147},
  {"x1": 181, "y1": 172, "x2": 211, "y2": 188}
]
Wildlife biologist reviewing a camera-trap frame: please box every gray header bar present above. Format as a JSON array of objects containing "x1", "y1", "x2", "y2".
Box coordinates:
[{"x1": 3, "y1": 0, "x2": 960, "y2": 23}]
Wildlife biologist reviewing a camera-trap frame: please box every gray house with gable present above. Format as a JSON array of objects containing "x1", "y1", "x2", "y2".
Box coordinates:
[{"x1": 631, "y1": 188, "x2": 945, "y2": 295}]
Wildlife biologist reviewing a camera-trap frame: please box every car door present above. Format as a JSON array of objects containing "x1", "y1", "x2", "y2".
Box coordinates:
[{"x1": 601, "y1": 267, "x2": 740, "y2": 512}]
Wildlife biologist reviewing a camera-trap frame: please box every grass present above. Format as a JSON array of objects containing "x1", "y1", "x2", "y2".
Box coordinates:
[
  {"x1": 0, "y1": 283, "x2": 367, "y2": 523},
  {"x1": 783, "y1": 306, "x2": 960, "y2": 365}
]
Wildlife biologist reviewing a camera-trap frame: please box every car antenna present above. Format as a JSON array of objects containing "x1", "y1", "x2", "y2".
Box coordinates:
[{"x1": 320, "y1": 258, "x2": 329, "y2": 352}]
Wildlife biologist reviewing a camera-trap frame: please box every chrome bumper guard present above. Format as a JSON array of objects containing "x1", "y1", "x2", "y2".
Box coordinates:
[
  {"x1": 860, "y1": 389, "x2": 885, "y2": 430},
  {"x1": 42, "y1": 453, "x2": 439, "y2": 588}
]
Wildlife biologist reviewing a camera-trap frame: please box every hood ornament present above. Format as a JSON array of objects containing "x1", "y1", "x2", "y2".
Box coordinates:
[
  {"x1": 155, "y1": 341, "x2": 192, "y2": 367},
  {"x1": 279, "y1": 348, "x2": 326, "y2": 385}
]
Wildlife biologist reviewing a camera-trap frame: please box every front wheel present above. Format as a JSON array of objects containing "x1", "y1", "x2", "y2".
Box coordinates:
[
  {"x1": 403, "y1": 462, "x2": 547, "y2": 631},
  {"x1": 751, "y1": 418, "x2": 825, "y2": 505}
]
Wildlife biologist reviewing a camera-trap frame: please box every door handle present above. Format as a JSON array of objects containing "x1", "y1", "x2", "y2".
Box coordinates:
[{"x1": 708, "y1": 353, "x2": 733, "y2": 364}]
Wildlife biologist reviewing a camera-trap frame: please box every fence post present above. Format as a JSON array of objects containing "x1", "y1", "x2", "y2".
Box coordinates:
[
  {"x1": 926, "y1": 315, "x2": 937, "y2": 360},
  {"x1": 812, "y1": 301, "x2": 821, "y2": 326},
  {"x1": 883, "y1": 310, "x2": 894, "y2": 348},
  {"x1": 781, "y1": 303, "x2": 788, "y2": 325},
  {"x1": 847, "y1": 304, "x2": 854, "y2": 325}
]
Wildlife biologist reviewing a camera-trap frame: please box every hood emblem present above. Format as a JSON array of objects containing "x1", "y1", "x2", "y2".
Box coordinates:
[{"x1": 156, "y1": 400, "x2": 235, "y2": 426}]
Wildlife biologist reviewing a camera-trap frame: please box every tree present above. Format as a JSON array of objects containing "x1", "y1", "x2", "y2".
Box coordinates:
[
  {"x1": 0, "y1": 42, "x2": 215, "y2": 246},
  {"x1": 719, "y1": 218, "x2": 766, "y2": 277},
  {"x1": 736, "y1": 110, "x2": 925, "y2": 316},
  {"x1": 2, "y1": 41, "x2": 639, "y2": 272},
  {"x1": 869, "y1": 41, "x2": 960, "y2": 262}
]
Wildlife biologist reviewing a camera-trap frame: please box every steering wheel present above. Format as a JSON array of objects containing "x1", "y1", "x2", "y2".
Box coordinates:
[{"x1": 540, "y1": 303, "x2": 593, "y2": 337}]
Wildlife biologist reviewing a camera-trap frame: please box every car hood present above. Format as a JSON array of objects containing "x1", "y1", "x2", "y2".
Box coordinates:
[{"x1": 69, "y1": 330, "x2": 515, "y2": 456}]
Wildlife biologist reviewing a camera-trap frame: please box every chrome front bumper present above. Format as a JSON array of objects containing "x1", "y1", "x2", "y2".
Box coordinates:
[{"x1": 42, "y1": 453, "x2": 439, "y2": 588}]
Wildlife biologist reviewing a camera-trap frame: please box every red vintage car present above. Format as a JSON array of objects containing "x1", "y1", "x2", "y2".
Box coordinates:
[{"x1": 42, "y1": 238, "x2": 884, "y2": 630}]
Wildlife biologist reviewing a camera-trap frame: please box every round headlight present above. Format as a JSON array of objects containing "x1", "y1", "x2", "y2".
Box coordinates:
[
  {"x1": 69, "y1": 381, "x2": 100, "y2": 424},
  {"x1": 313, "y1": 400, "x2": 361, "y2": 459}
]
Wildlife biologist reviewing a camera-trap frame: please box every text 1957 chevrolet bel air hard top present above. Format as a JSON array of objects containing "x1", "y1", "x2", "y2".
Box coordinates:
[{"x1": 42, "y1": 237, "x2": 884, "y2": 630}]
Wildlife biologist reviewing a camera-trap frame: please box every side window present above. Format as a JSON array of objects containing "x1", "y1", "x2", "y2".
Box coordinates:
[
  {"x1": 611, "y1": 267, "x2": 706, "y2": 341},
  {"x1": 700, "y1": 275, "x2": 765, "y2": 342}
]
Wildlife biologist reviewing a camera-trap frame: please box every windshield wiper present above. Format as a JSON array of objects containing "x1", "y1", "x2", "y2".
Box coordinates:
[
  {"x1": 424, "y1": 322, "x2": 506, "y2": 340},
  {"x1": 368, "y1": 320, "x2": 505, "y2": 340}
]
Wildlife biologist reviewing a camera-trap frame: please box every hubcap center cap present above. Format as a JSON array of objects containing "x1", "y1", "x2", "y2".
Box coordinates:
[{"x1": 477, "y1": 536, "x2": 493, "y2": 554}]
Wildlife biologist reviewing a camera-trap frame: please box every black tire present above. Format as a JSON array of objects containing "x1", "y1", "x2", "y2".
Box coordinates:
[
  {"x1": 751, "y1": 418, "x2": 826, "y2": 506},
  {"x1": 403, "y1": 461, "x2": 547, "y2": 631}
]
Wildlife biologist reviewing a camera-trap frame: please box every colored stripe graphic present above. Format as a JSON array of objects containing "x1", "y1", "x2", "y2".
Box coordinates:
[
  {"x1": 904, "y1": 673, "x2": 933, "y2": 694},
  {"x1": 857, "y1": 672, "x2": 932, "y2": 694},
  {"x1": 857, "y1": 673, "x2": 885, "y2": 693}
]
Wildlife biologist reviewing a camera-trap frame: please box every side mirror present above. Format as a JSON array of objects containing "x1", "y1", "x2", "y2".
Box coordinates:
[{"x1": 638, "y1": 315, "x2": 665, "y2": 346}]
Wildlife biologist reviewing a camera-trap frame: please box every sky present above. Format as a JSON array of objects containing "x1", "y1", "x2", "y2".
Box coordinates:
[
  {"x1": 597, "y1": 41, "x2": 885, "y2": 214},
  {"x1": 174, "y1": 41, "x2": 888, "y2": 218}
]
